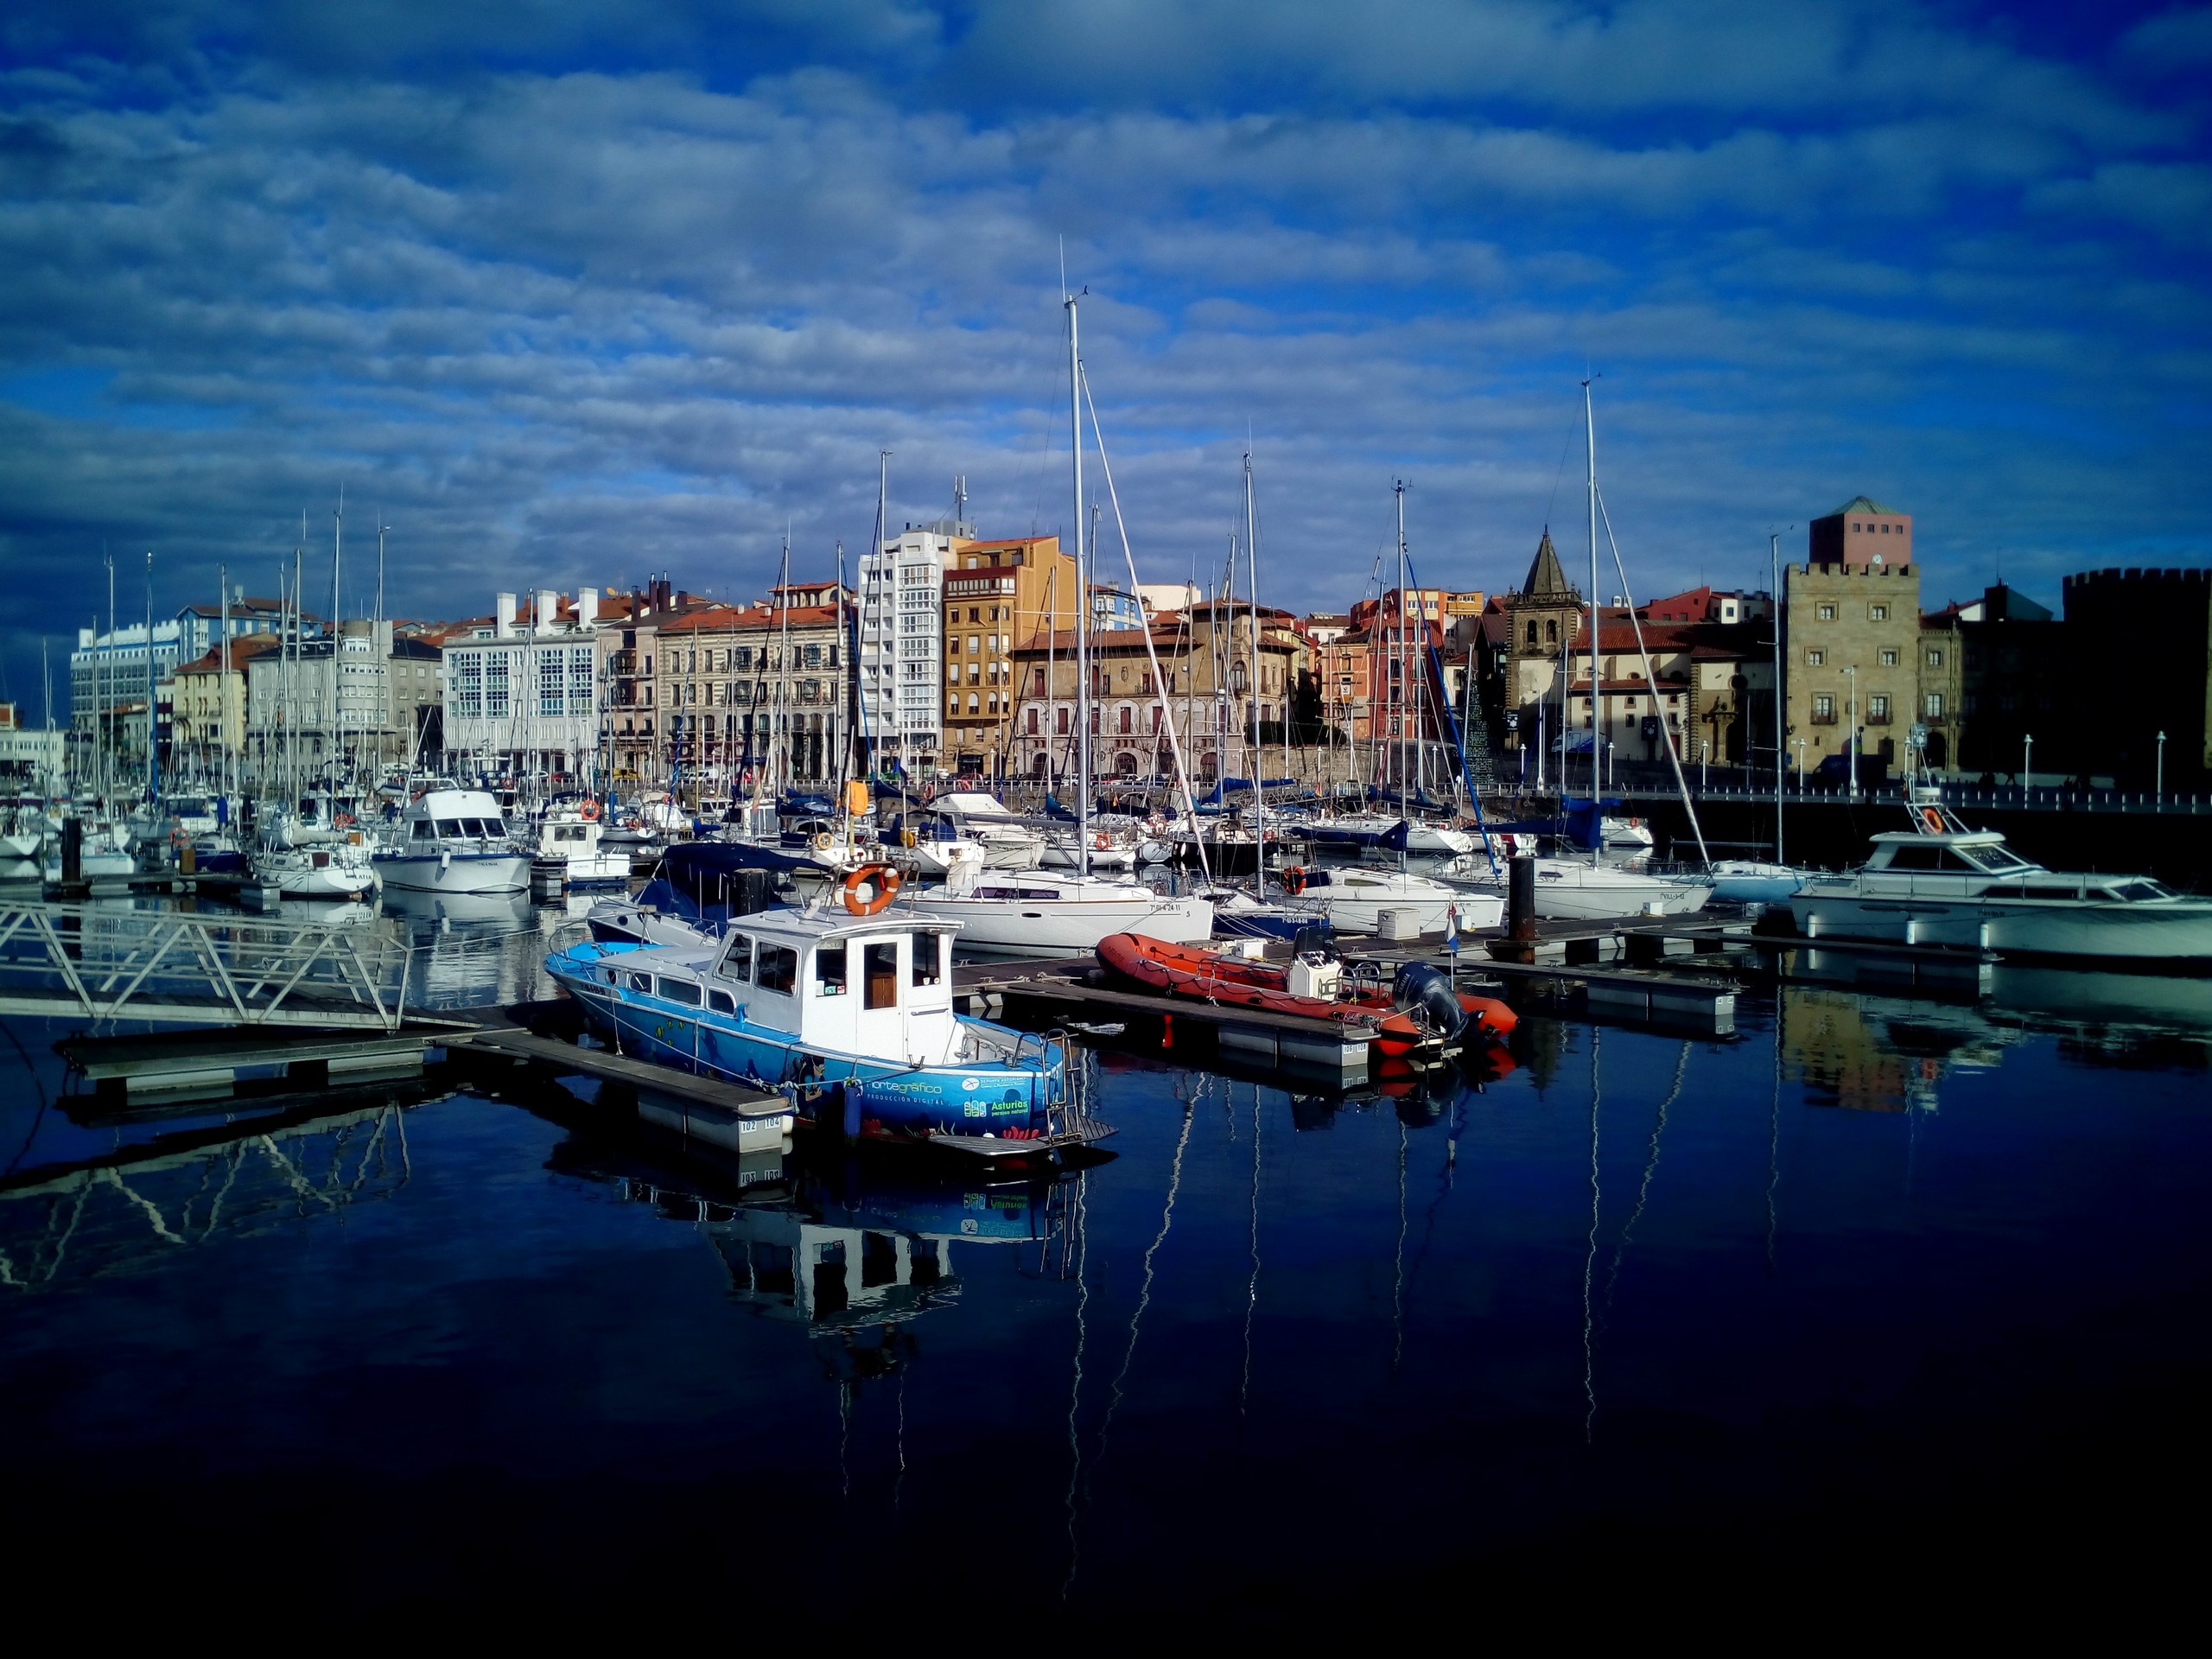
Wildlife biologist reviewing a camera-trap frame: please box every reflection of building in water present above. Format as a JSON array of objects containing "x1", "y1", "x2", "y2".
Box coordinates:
[
  {"x1": 0, "y1": 1103, "x2": 416, "y2": 1290},
  {"x1": 1783, "y1": 986, "x2": 2019, "y2": 1113}
]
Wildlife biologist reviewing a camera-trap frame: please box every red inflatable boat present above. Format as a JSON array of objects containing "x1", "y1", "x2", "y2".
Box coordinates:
[{"x1": 1096, "y1": 932, "x2": 1515, "y2": 1058}]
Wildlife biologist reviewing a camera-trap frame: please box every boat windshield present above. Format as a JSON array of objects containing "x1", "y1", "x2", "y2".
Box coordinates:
[
  {"x1": 1970, "y1": 844, "x2": 2032, "y2": 870},
  {"x1": 2108, "y1": 880, "x2": 2171, "y2": 902}
]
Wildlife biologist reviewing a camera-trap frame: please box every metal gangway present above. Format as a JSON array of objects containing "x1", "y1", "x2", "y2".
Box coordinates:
[{"x1": 0, "y1": 901, "x2": 414, "y2": 1030}]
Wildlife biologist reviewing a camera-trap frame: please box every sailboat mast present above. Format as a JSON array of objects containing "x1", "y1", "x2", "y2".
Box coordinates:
[
  {"x1": 219, "y1": 566, "x2": 230, "y2": 810},
  {"x1": 1770, "y1": 530, "x2": 1785, "y2": 864},
  {"x1": 330, "y1": 493, "x2": 343, "y2": 792},
  {"x1": 1067, "y1": 289, "x2": 1090, "y2": 878},
  {"x1": 1243, "y1": 452, "x2": 1264, "y2": 873},
  {"x1": 1395, "y1": 481, "x2": 1408, "y2": 828},
  {"x1": 1584, "y1": 378, "x2": 1600, "y2": 868},
  {"x1": 143, "y1": 549, "x2": 156, "y2": 803}
]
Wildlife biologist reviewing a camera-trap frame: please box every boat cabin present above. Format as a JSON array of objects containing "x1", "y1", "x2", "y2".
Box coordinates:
[
  {"x1": 606, "y1": 908, "x2": 962, "y2": 1065},
  {"x1": 1860, "y1": 830, "x2": 2171, "y2": 901},
  {"x1": 397, "y1": 787, "x2": 514, "y2": 847}
]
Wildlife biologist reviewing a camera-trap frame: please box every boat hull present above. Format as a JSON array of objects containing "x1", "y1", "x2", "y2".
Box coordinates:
[
  {"x1": 903, "y1": 891, "x2": 1215, "y2": 953},
  {"x1": 372, "y1": 850, "x2": 531, "y2": 893},
  {"x1": 546, "y1": 944, "x2": 1065, "y2": 1138},
  {"x1": 1526, "y1": 861, "x2": 1711, "y2": 920},
  {"x1": 1789, "y1": 892, "x2": 2212, "y2": 961}
]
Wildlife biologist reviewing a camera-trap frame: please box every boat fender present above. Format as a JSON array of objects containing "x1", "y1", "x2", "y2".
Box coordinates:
[
  {"x1": 1281, "y1": 865, "x2": 1306, "y2": 895},
  {"x1": 1392, "y1": 962, "x2": 1469, "y2": 1041},
  {"x1": 842, "y1": 862, "x2": 902, "y2": 916}
]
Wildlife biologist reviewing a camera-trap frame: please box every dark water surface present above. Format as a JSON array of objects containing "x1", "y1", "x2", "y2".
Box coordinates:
[{"x1": 5, "y1": 907, "x2": 2210, "y2": 1628}]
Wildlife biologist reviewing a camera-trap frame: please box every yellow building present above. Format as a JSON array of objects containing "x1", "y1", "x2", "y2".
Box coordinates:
[{"x1": 941, "y1": 537, "x2": 1079, "y2": 772}]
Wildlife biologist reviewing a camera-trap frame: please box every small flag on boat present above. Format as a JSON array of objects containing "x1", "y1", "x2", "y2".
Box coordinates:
[{"x1": 1446, "y1": 903, "x2": 1459, "y2": 955}]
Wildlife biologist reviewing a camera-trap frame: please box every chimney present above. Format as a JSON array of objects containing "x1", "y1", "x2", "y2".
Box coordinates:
[
  {"x1": 496, "y1": 592, "x2": 516, "y2": 638},
  {"x1": 537, "y1": 588, "x2": 561, "y2": 634},
  {"x1": 577, "y1": 589, "x2": 598, "y2": 628}
]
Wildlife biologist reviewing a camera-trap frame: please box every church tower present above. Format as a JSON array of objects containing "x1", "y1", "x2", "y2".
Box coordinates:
[{"x1": 1503, "y1": 529, "x2": 1584, "y2": 759}]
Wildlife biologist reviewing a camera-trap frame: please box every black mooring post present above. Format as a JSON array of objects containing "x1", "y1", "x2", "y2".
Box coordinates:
[
  {"x1": 1510, "y1": 854, "x2": 1536, "y2": 943},
  {"x1": 60, "y1": 817, "x2": 83, "y2": 886}
]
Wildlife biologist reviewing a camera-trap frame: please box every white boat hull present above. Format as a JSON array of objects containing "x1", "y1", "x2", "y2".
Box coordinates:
[
  {"x1": 256, "y1": 849, "x2": 377, "y2": 899},
  {"x1": 1789, "y1": 893, "x2": 2212, "y2": 960},
  {"x1": 372, "y1": 850, "x2": 532, "y2": 893},
  {"x1": 904, "y1": 890, "x2": 1216, "y2": 953},
  {"x1": 1527, "y1": 859, "x2": 1711, "y2": 919}
]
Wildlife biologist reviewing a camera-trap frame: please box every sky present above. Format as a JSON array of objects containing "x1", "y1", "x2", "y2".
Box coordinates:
[{"x1": 2, "y1": 0, "x2": 2208, "y2": 709}]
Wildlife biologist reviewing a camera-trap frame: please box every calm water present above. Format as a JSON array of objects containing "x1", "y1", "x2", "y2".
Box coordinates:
[{"x1": 5, "y1": 899, "x2": 2210, "y2": 1627}]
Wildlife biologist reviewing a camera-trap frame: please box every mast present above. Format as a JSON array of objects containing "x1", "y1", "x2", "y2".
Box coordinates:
[
  {"x1": 875, "y1": 448, "x2": 895, "y2": 786},
  {"x1": 219, "y1": 567, "x2": 231, "y2": 811},
  {"x1": 1584, "y1": 378, "x2": 1601, "y2": 868},
  {"x1": 1395, "y1": 480, "x2": 1409, "y2": 830},
  {"x1": 329, "y1": 491, "x2": 343, "y2": 793},
  {"x1": 1243, "y1": 452, "x2": 1264, "y2": 874},
  {"x1": 1770, "y1": 531, "x2": 1785, "y2": 864},
  {"x1": 776, "y1": 529, "x2": 792, "y2": 799},
  {"x1": 143, "y1": 550, "x2": 156, "y2": 802},
  {"x1": 105, "y1": 550, "x2": 114, "y2": 804},
  {"x1": 1067, "y1": 288, "x2": 1090, "y2": 879}
]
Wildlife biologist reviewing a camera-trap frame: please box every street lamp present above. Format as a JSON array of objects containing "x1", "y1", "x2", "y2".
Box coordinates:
[
  {"x1": 2158, "y1": 730, "x2": 2167, "y2": 804},
  {"x1": 1700, "y1": 738, "x2": 1708, "y2": 793},
  {"x1": 1843, "y1": 666, "x2": 1859, "y2": 798},
  {"x1": 2023, "y1": 732, "x2": 2033, "y2": 794},
  {"x1": 1794, "y1": 736, "x2": 1808, "y2": 788}
]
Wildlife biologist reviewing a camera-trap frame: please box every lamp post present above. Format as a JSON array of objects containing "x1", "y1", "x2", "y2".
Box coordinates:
[
  {"x1": 2023, "y1": 732, "x2": 2033, "y2": 795},
  {"x1": 1844, "y1": 665, "x2": 1859, "y2": 798},
  {"x1": 1794, "y1": 736, "x2": 1808, "y2": 788},
  {"x1": 2157, "y1": 730, "x2": 2166, "y2": 804},
  {"x1": 1700, "y1": 737, "x2": 1708, "y2": 793}
]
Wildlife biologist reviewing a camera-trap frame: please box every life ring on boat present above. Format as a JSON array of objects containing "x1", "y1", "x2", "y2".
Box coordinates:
[
  {"x1": 812, "y1": 831, "x2": 836, "y2": 854},
  {"x1": 1093, "y1": 831, "x2": 1111, "y2": 851},
  {"x1": 1920, "y1": 806, "x2": 1943, "y2": 834},
  {"x1": 168, "y1": 826, "x2": 188, "y2": 846},
  {"x1": 741, "y1": 766, "x2": 755, "y2": 789},
  {"x1": 334, "y1": 812, "x2": 354, "y2": 827},
  {"x1": 842, "y1": 863, "x2": 902, "y2": 916},
  {"x1": 579, "y1": 798, "x2": 600, "y2": 822},
  {"x1": 1281, "y1": 866, "x2": 1306, "y2": 895},
  {"x1": 921, "y1": 782, "x2": 936, "y2": 804}
]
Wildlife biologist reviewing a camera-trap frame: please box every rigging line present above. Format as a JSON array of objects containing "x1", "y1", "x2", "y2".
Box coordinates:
[
  {"x1": 0, "y1": 1016, "x2": 54, "y2": 1179},
  {"x1": 1399, "y1": 1088, "x2": 1465, "y2": 1338},
  {"x1": 1391, "y1": 1117, "x2": 1409, "y2": 1379},
  {"x1": 1599, "y1": 1039, "x2": 1691, "y2": 1327},
  {"x1": 1542, "y1": 405, "x2": 1579, "y2": 532},
  {"x1": 1582, "y1": 1026, "x2": 1602, "y2": 1446}
]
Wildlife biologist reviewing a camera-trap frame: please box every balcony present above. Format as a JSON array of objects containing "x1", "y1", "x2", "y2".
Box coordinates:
[{"x1": 1809, "y1": 711, "x2": 1838, "y2": 726}]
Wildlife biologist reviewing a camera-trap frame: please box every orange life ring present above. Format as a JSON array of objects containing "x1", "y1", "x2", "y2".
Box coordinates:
[
  {"x1": 334, "y1": 811, "x2": 354, "y2": 827},
  {"x1": 1281, "y1": 866, "x2": 1306, "y2": 895},
  {"x1": 1920, "y1": 806, "x2": 1943, "y2": 834},
  {"x1": 842, "y1": 862, "x2": 902, "y2": 917},
  {"x1": 168, "y1": 826, "x2": 188, "y2": 845},
  {"x1": 579, "y1": 798, "x2": 601, "y2": 822},
  {"x1": 1092, "y1": 831, "x2": 1111, "y2": 851}
]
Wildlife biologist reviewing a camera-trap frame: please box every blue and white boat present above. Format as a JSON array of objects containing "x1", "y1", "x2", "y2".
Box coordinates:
[{"x1": 545, "y1": 868, "x2": 1096, "y2": 1154}]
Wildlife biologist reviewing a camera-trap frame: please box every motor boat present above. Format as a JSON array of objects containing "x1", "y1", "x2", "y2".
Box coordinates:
[
  {"x1": 901, "y1": 854, "x2": 1215, "y2": 954},
  {"x1": 371, "y1": 787, "x2": 531, "y2": 894},
  {"x1": 1442, "y1": 854, "x2": 1709, "y2": 920},
  {"x1": 545, "y1": 872, "x2": 1091, "y2": 1149},
  {"x1": 254, "y1": 834, "x2": 378, "y2": 899},
  {"x1": 926, "y1": 791, "x2": 1048, "y2": 870},
  {"x1": 1096, "y1": 931, "x2": 1514, "y2": 1059},
  {"x1": 1273, "y1": 866, "x2": 1505, "y2": 936},
  {"x1": 1039, "y1": 826, "x2": 1138, "y2": 874},
  {"x1": 1789, "y1": 805, "x2": 2212, "y2": 962},
  {"x1": 530, "y1": 803, "x2": 631, "y2": 887}
]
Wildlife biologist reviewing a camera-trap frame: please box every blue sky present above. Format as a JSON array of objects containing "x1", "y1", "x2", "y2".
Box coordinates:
[{"x1": 1, "y1": 1, "x2": 2207, "y2": 706}]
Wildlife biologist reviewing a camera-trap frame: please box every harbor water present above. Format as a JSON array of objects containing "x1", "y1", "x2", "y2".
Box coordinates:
[{"x1": 3, "y1": 893, "x2": 2209, "y2": 1629}]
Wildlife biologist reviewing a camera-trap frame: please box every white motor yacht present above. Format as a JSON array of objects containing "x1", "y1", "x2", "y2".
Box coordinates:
[
  {"x1": 928, "y1": 791, "x2": 1048, "y2": 870},
  {"x1": 531, "y1": 804, "x2": 631, "y2": 886},
  {"x1": 902, "y1": 855, "x2": 1214, "y2": 954},
  {"x1": 372, "y1": 788, "x2": 531, "y2": 894},
  {"x1": 1790, "y1": 811, "x2": 2212, "y2": 961},
  {"x1": 1440, "y1": 852, "x2": 1710, "y2": 919}
]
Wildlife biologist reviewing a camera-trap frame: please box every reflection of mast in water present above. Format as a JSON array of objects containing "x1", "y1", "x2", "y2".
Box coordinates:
[
  {"x1": 1582, "y1": 1028, "x2": 1602, "y2": 1445},
  {"x1": 1066, "y1": 1079, "x2": 1197, "y2": 1603},
  {"x1": 1238, "y1": 1081, "x2": 1262, "y2": 1433},
  {"x1": 1060, "y1": 1163, "x2": 1090, "y2": 1598},
  {"x1": 1390, "y1": 1118, "x2": 1408, "y2": 1377},
  {"x1": 1397, "y1": 1091, "x2": 1469, "y2": 1374},
  {"x1": 1768, "y1": 995, "x2": 1784, "y2": 1268},
  {"x1": 1599, "y1": 1040, "x2": 1691, "y2": 1325}
]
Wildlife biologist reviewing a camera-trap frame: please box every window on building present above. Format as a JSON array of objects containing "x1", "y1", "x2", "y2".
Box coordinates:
[
  {"x1": 1867, "y1": 694, "x2": 1891, "y2": 722},
  {"x1": 1926, "y1": 647, "x2": 1943, "y2": 667},
  {"x1": 967, "y1": 693, "x2": 980, "y2": 715},
  {"x1": 1057, "y1": 707, "x2": 1070, "y2": 735},
  {"x1": 1806, "y1": 649, "x2": 1825, "y2": 666},
  {"x1": 1525, "y1": 621, "x2": 1537, "y2": 645},
  {"x1": 1812, "y1": 694, "x2": 1835, "y2": 722},
  {"x1": 1870, "y1": 604, "x2": 1888, "y2": 621},
  {"x1": 1879, "y1": 649, "x2": 1899, "y2": 667},
  {"x1": 1546, "y1": 620, "x2": 1558, "y2": 644},
  {"x1": 1027, "y1": 708, "x2": 1039, "y2": 734},
  {"x1": 1924, "y1": 692, "x2": 1944, "y2": 719}
]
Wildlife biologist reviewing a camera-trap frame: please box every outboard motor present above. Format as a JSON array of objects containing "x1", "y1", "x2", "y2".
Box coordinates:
[{"x1": 1392, "y1": 961, "x2": 1469, "y2": 1042}]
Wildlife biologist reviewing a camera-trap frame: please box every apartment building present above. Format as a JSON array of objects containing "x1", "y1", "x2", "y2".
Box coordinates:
[
  {"x1": 652, "y1": 593, "x2": 851, "y2": 786},
  {"x1": 858, "y1": 528, "x2": 956, "y2": 772},
  {"x1": 441, "y1": 589, "x2": 607, "y2": 784},
  {"x1": 940, "y1": 535, "x2": 1078, "y2": 775},
  {"x1": 1783, "y1": 505, "x2": 1921, "y2": 779}
]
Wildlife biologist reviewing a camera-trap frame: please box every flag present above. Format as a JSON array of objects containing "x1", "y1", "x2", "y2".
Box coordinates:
[{"x1": 1445, "y1": 903, "x2": 1459, "y2": 956}]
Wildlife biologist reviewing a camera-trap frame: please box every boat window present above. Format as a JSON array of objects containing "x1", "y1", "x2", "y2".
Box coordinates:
[
  {"x1": 864, "y1": 942, "x2": 899, "y2": 1009},
  {"x1": 435, "y1": 819, "x2": 464, "y2": 837},
  {"x1": 911, "y1": 931, "x2": 945, "y2": 988},
  {"x1": 661, "y1": 976, "x2": 702, "y2": 1007},
  {"x1": 816, "y1": 943, "x2": 849, "y2": 996},
  {"x1": 1885, "y1": 844, "x2": 1980, "y2": 871},
  {"x1": 757, "y1": 944, "x2": 798, "y2": 995},
  {"x1": 975, "y1": 885, "x2": 1021, "y2": 899},
  {"x1": 628, "y1": 972, "x2": 653, "y2": 992},
  {"x1": 2014, "y1": 886, "x2": 2081, "y2": 901},
  {"x1": 486, "y1": 817, "x2": 507, "y2": 836},
  {"x1": 707, "y1": 987, "x2": 737, "y2": 1014},
  {"x1": 2114, "y1": 880, "x2": 2171, "y2": 900},
  {"x1": 411, "y1": 819, "x2": 435, "y2": 841},
  {"x1": 1019, "y1": 887, "x2": 1059, "y2": 900},
  {"x1": 1950, "y1": 846, "x2": 1998, "y2": 872},
  {"x1": 720, "y1": 934, "x2": 753, "y2": 982},
  {"x1": 457, "y1": 817, "x2": 486, "y2": 836},
  {"x1": 1976, "y1": 845, "x2": 2030, "y2": 870}
]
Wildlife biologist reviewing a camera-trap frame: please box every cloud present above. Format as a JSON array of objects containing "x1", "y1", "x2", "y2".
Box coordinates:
[{"x1": 0, "y1": 4, "x2": 2206, "y2": 701}]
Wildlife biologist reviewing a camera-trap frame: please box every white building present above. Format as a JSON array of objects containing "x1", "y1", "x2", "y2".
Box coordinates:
[
  {"x1": 71, "y1": 594, "x2": 292, "y2": 729},
  {"x1": 441, "y1": 589, "x2": 607, "y2": 784},
  {"x1": 858, "y1": 527, "x2": 957, "y2": 772}
]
